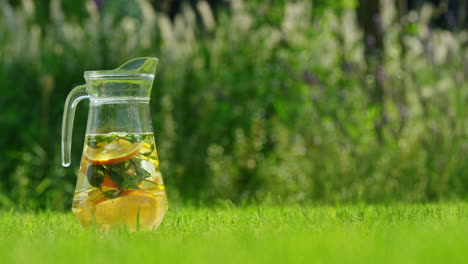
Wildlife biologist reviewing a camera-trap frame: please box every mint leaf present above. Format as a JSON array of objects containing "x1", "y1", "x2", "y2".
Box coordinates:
[
  {"x1": 104, "y1": 159, "x2": 150, "y2": 191},
  {"x1": 123, "y1": 134, "x2": 144, "y2": 144},
  {"x1": 104, "y1": 164, "x2": 125, "y2": 187},
  {"x1": 131, "y1": 159, "x2": 151, "y2": 183},
  {"x1": 87, "y1": 165, "x2": 105, "y2": 188},
  {"x1": 102, "y1": 188, "x2": 123, "y2": 199}
]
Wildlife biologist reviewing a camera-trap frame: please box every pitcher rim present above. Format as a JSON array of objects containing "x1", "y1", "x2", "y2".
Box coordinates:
[{"x1": 84, "y1": 72, "x2": 155, "y2": 80}]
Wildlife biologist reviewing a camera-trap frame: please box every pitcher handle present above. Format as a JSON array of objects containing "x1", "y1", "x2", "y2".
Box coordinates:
[{"x1": 62, "y1": 85, "x2": 88, "y2": 167}]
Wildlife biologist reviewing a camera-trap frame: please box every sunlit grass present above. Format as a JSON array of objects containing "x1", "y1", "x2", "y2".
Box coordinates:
[{"x1": 1, "y1": 203, "x2": 467, "y2": 263}]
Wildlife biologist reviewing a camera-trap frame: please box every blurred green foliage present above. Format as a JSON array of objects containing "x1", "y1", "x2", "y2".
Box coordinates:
[{"x1": 0, "y1": 0, "x2": 467, "y2": 210}]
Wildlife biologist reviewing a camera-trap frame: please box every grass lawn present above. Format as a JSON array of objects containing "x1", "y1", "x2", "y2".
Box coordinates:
[{"x1": 1, "y1": 203, "x2": 467, "y2": 263}]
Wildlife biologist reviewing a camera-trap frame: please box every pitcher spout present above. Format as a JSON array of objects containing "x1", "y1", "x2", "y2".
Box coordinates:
[
  {"x1": 85, "y1": 57, "x2": 158, "y2": 79},
  {"x1": 84, "y1": 57, "x2": 158, "y2": 99},
  {"x1": 115, "y1": 57, "x2": 158, "y2": 74}
]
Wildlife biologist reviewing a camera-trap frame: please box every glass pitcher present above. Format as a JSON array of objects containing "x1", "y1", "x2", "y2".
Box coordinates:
[{"x1": 62, "y1": 57, "x2": 168, "y2": 231}]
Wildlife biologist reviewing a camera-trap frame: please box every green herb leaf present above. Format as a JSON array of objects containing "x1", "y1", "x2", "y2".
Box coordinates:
[
  {"x1": 105, "y1": 134, "x2": 118, "y2": 143},
  {"x1": 131, "y1": 159, "x2": 152, "y2": 183},
  {"x1": 102, "y1": 188, "x2": 123, "y2": 199},
  {"x1": 86, "y1": 135, "x2": 115, "y2": 148},
  {"x1": 87, "y1": 140, "x2": 101, "y2": 149},
  {"x1": 95, "y1": 135, "x2": 108, "y2": 143},
  {"x1": 104, "y1": 164, "x2": 125, "y2": 187},
  {"x1": 123, "y1": 134, "x2": 144, "y2": 144},
  {"x1": 104, "y1": 159, "x2": 150, "y2": 191},
  {"x1": 87, "y1": 165, "x2": 105, "y2": 188}
]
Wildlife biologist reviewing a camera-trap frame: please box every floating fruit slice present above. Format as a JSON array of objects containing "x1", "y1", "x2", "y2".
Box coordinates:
[
  {"x1": 74, "y1": 189, "x2": 168, "y2": 230},
  {"x1": 101, "y1": 173, "x2": 119, "y2": 188},
  {"x1": 139, "y1": 143, "x2": 160, "y2": 168},
  {"x1": 121, "y1": 189, "x2": 147, "y2": 196},
  {"x1": 139, "y1": 142, "x2": 156, "y2": 155},
  {"x1": 93, "y1": 191, "x2": 159, "y2": 229},
  {"x1": 86, "y1": 138, "x2": 141, "y2": 165},
  {"x1": 74, "y1": 190, "x2": 106, "y2": 227},
  {"x1": 74, "y1": 204, "x2": 94, "y2": 227}
]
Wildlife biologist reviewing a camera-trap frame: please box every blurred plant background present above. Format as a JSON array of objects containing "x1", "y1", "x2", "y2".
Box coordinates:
[{"x1": 0, "y1": 0, "x2": 466, "y2": 210}]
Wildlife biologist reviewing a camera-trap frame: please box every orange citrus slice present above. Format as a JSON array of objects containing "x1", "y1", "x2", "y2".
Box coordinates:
[
  {"x1": 86, "y1": 139, "x2": 141, "y2": 165},
  {"x1": 101, "y1": 174, "x2": 119, "y2": 188},
  {"x1": 73, "y1": 190, "x2": 106, "y2": 227},
  {"x1": 93, "y1": 191, "x2": 158, "y2": 229},
  {"x1": 121, "y1": 189, "x2": 148, "y2": 196},
  {"x1": 74, "y1": 189, "x2": 168, "y2": 230}
]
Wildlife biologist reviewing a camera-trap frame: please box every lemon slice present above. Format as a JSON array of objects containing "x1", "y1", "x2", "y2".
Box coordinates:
[
  {"x1": 93, "y1": 192, "x2": 158, "y2": 229},
  {"x1": 74, "y1": 190, "x2": 168, "y2": 230},
  {"x1": 86, "y1": 139, "x2": 141, "y2": 165},
  {"x1": 101, "y1": 174, "x2": 119, "y2": 188},
  {"x1": 74, "y1": 204, "x2": 94, "y2": 227},
  {"x1": 139, "y1": 143, "x2": 153, "y2": 154},
  {"x1": 74, "y1": 191, "x2": 106, "y2": 227}
]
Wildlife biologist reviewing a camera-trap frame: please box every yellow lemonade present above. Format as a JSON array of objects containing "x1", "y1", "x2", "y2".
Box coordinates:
[{"x1": 72, "y1": 133, "x2": 168, "y2": 231}]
